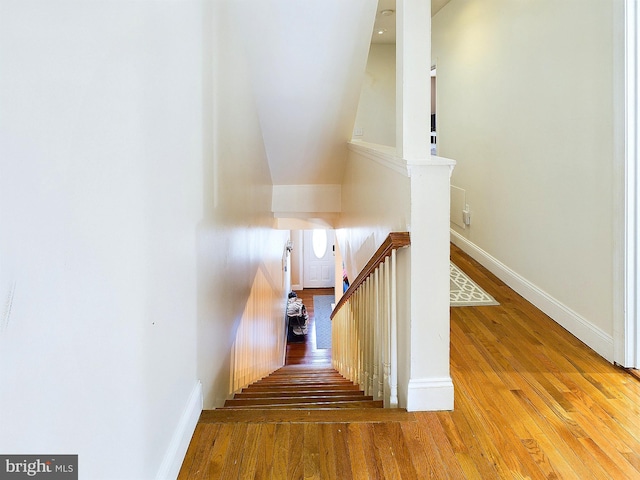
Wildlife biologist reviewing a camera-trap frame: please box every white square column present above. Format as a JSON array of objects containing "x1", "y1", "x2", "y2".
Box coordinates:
[
  {"x1": 405, "y1": 158, "x2": 455, "y2": 411},
  {"x1": 396, "y1": 0, "x2": 431, "y2": 160},
  {"x1": 396, "y1": 0, "x2": 455, "y2": 411}
]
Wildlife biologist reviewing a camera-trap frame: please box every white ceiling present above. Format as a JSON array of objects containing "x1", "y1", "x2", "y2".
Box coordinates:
[
  {"x1": 372, "y1": 0, "x2": 452, "y2": 44},
  {"x1": 235, "y1": 0, "x2": 378, "y2": 185},
  {"x1": 233, "y1": 0, "x2": 447, "y2": 187}
]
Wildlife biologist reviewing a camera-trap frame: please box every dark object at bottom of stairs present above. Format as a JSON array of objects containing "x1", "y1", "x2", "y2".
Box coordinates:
[{"x1": 287, "y1": 315, "x2": 307, "y2": 342}]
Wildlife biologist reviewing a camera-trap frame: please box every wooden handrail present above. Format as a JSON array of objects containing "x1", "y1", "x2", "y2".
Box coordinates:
[{"x1": 331, "y1": 232, "x2": 410, "y2": 319}]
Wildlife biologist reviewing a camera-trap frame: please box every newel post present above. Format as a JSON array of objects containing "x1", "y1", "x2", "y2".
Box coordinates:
[
  {"x1": 396, "y1": 0, "x2": 455, "y2": 411},
  {"x1": 404, "y1": 159, "x2": 455, "y2": 411}
]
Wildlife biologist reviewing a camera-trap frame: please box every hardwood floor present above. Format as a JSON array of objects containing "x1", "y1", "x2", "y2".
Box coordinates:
[
  {"x1": 285, "y1": 288, "x2": 333, "y2": 366},
  {"x1": 179, "y1": 246, "x2": 640, "y2": 479}
]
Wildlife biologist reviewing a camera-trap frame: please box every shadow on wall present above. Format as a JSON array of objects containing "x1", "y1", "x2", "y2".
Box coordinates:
[
  {"x1": 196, "y1": 223, "x2": 290, "y2": 409},
  {"x1": 229, "y1": 262, "x2": 288, "y2": 395},
  {"x1": 354, "y1": 233, "x2": 377, "y2": 276}
]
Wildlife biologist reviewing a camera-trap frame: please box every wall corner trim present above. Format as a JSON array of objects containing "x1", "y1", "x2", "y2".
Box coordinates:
[
  {"x1": 405, "y1": 155, "x2": 456, "y2": 168},
  {"x1": 450, "y1": 229, "x2": 614, "y2": 362},
  {"x1": 406, "y1": 377, "x2": 454, "y2": 412},
  {"x1": 406, "y1": 155, "x2": 456, "y2": 179},
  {"x1": 155, "y1": 380, "x2": 203, "y2": 480},
  {"x1": 347, "y1": 140, "x2": 408, "y2": 176}
]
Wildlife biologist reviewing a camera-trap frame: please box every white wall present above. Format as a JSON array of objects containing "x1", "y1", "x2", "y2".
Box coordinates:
[
  {"x1": 197, "y1": 0, "x2": 289, "y2": 410},
  {"x1": 353, "y1": 44, "x2": 397, "y2": 146},
  {"x1": 272, "y1": 185, "x2": 342, "y2": 216},
  {"x1": 434, "y1": 0, "x2": 618, "y2": 357},
  {"x1": 0, "y1": 1, "x2": 288, "y2": 478},
  {"x1": 337, "y1": 145, "x2": 410, "y2": 281},
  {"x1": 0, "y1": 1, "x2": 203, "y2": 478},
  {"x1": 290, "y1": 230, "x2": 304, "y2": 290}
]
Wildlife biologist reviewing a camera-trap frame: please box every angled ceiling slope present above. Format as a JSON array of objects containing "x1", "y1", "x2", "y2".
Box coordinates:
[{"x1": 234, "y1": 0, "x2": 378, "y2": 186}]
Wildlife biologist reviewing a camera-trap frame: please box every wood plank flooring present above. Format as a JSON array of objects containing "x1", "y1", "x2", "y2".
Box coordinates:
[
  {"x1": 285, "y1": 288, "x2": 333, "y2": 366},
  {"x1": 179, "y1": 245, "x2": 640, "y2": 479}
]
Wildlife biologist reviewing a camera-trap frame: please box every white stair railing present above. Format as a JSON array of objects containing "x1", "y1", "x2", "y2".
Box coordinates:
[{"x1": 331, "y1": 232, "x2": 409, "y2": 408}]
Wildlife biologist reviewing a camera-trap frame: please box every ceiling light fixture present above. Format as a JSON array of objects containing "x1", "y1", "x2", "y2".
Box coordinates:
[
  {"x1": 380, "y1": 9, "x2": 395, "y2": 16},
  {"x1": 377, "y1": 28, "x2": 387, "y2": 35}
]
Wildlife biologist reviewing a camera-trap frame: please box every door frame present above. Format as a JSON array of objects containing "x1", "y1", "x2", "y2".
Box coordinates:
[
  {"x1": 616, "y1": 0, "x2": 639, "y2": 368},
  {"x1": 302, "y1": 229, "x2": 335, "y2": 289}
]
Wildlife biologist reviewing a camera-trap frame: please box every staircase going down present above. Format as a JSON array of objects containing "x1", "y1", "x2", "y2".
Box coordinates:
[{"x1": 221, "y1": 365, "x2": 383, "y2": 410}]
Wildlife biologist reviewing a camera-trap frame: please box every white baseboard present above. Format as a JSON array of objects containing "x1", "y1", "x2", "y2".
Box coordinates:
[
  {"x1": 450, "y1": 230, "x2": 614, "y2": 362},
  {"x1": 291, "y1": 284, "x2": 303, "y2": 291},
  {"x1": 155, "y1": 381, "x2": 203, "y2": 480},
  {"x1": 406, "y1": 377, "x2": 454, "y2": 412}
]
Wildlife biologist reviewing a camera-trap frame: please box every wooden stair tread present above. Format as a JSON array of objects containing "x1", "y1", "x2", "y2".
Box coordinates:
[
  {"x1": 230, "y1": 363, "x2": 383, "y2": 412},
  {"x1": 256, "y1": 376, "x2": 345, "y2": 379},
  {"x1": 257, "y1": 376, "x2": 351, "y2": 381},
  {"x1": 220, "y1": 400, "x2": 384, "y2": 409},
  {"x1": 242, "y1": 384, "x2": 360, "y2": 392},
  {"x1": 234, "y1": 390, "x2": 365, "y2": 398},
  {"x1": 266, "y1": 370, "x2": 343, "y2": 376},
  {"x1": 224, "y1": 395, "x2": 373, "y2": 406},
  {"x1": 267, "y1": 370, "x2": 340, "y2": 374},
  {"x1": 267, "y1": 368, "x2": 341, "y2": 373},
  {"x1": 199, "y1": 408, "x2": 415, "y2": 424},
  {"x1": 260, "y1": 376, "x2": 348, "y2": 382},
  {"x1": 248, "y1": 381, "x2": 353, "y2": 388}
]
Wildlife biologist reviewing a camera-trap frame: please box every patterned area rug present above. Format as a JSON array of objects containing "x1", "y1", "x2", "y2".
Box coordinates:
[
  {"x1": 450, "y1": 262, "x2": 499, "y2": 307},
  {"x1": 313, "y1": 295, "x2": 334, "y2": 349}
]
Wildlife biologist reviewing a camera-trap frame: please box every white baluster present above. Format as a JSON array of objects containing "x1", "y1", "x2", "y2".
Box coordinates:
[
  {"x1": 362, "y1": 279, "x2": 368, "y2": 394},
  {"x1": 377, "y1": 261, "x2": 383, "y2": 402},
  {"x1": 372, "y1": 267, "x2": 379, "y2": 400},
  {"x1": 383, "y1": 256, "x2": 391, "y2": 406},
  {"x1": 390, "y1": 249, "x2": 398, "y2": 408}
]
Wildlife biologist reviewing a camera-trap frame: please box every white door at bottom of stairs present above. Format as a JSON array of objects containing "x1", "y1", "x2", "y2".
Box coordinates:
[{"x1": 303, "y1": 229, "x2": 335, "y2": 288}]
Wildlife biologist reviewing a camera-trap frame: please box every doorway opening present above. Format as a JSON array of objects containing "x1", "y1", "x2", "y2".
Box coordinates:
[
  {"x1": 286, "y1": 229, "x2": 335, "y2": 365},
  {"x1": 302, "y1": 229, "x2": 335, "y2": 289},
  {"x1": 431, "y1": 65, "x2": 437, "y2": 155}
]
